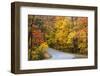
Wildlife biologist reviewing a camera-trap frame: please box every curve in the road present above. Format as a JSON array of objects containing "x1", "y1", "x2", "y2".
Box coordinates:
[{"x1": 48, "y1": 48, "x2": 75, "y2": 59}]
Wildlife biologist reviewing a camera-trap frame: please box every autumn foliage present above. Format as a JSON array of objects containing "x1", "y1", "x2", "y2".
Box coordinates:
[{"x1": 28, "y1": 15, "x2": 88, "y2": 60}]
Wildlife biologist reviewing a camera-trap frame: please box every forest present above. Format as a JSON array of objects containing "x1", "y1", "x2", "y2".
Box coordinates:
[{"x1": 28, "y1": 15, "x2": 88, "y2": 60}]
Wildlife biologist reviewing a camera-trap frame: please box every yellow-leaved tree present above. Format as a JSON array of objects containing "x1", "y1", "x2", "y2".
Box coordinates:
[{"x1": 52, "y1": 17, "x2": 71, "y2": 50}]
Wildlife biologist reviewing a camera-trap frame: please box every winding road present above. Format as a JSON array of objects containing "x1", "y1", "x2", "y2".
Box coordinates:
[{"x1": 48, "y1": 48, "x2": 87, "y2": 59}]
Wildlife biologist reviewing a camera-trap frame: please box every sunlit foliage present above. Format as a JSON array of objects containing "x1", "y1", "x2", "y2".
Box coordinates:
[{"x1": 28, "y1": 15, "x2": 88, "y2": 60}]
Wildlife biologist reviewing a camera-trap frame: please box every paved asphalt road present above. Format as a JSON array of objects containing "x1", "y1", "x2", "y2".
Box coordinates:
[{"x1": 48, "y1": 48, "x2": 87, "y2": 59}]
